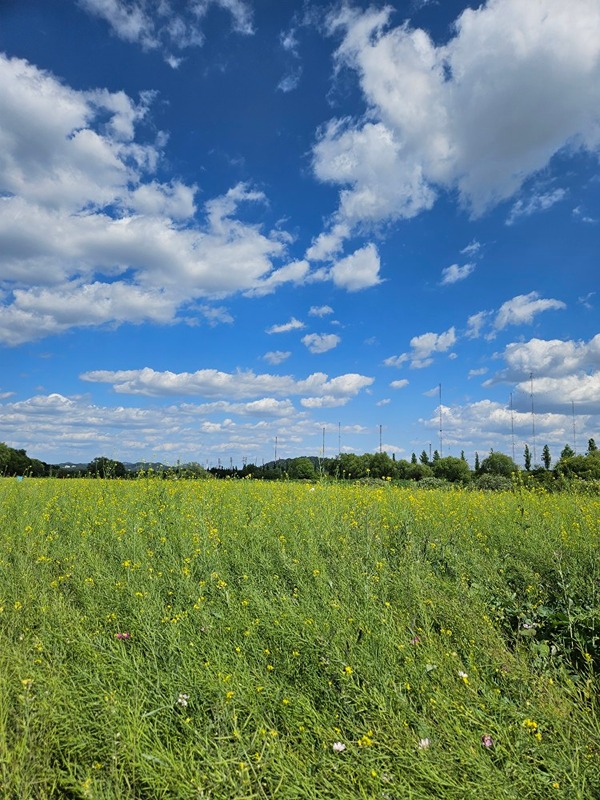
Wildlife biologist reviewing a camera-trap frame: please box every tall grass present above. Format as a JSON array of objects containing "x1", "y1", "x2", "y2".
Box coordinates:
[{"x1": 0, "y1": 478, "x2": 598, "y2": 798}]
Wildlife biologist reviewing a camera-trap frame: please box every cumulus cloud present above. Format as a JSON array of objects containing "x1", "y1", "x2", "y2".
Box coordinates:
[
  {"x1": 485, "y1": 334, "x2": 600, "y2": 415},
  {"x1": 468, "y1": 367, "x2": 488, "y2": 379},
  {"x1": 386, "y1": 326, "x2": 456, "y2": 370},
  {"x1": 80, "y1": 366, "x2": 374, "y2": 402},
  {"x1": 0, "y1": 390, "x2": 331, "y2": 463},
  {"x1": 246, "y1": 260, "x2": 310, "y2": 297},
  {"x1": 493, "y1": 292, "x2": 566, "y2": 330},
  {"x1": 421, "y1": 398, "x2": 584, "y2": 451},
  {"x1": 266, "y1": 317, "x2": 305, "y2": 334},
  {"x1": 311, "y1": 0, "x2": 600, "y2": 251},
  {"x1": 301, "y1": 333, "x2": 341, "y2": 354},
  {"x1": 440, "y1": 262, "x2": 476, "y2": 285},
  {"x1": 487, "y1": 335, "x2": 600, "y2": 382},
  {"x1": 390, "y1": 379, "x2": 409, "y2": 389},
  {"x1": 330, "y1": 243, "x2": 381, "y2": 291},
  {"x1": 0, "y1": 54, "x2": 307, "y2": 345},
  {"x1": 309, "y1": 305, "x2": 334, "y2": 317},
  {"x1": 79, "y1": 0, "x2": 253, "y2": 63},
  {"x1": 465, "y1": 310, "x2": 490, "y2": 339},
  {"x1": 262, "y1": 350, "x2": 291, "y2": 365}
]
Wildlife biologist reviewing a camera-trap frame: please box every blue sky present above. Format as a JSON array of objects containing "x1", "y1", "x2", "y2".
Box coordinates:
[{"x1": 1, "y1": 0, "x2": 599, "y2": 467}]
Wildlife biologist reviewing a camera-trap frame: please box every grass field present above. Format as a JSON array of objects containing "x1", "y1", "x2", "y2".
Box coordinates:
[{"x1": 0, "y1": 477, "x2": 598, "y2": 799}]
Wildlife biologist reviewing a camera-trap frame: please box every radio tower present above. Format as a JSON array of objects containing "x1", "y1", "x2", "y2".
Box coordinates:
[
  {"x1": 438, "y1": 383, "x2": 443, "y2": 457},
  {"x1": 510, "y1": 392, "x2": 515, "y2": 462},
  {"x1": 530, "y1": 373, "x2": 537, "y2": 464}
]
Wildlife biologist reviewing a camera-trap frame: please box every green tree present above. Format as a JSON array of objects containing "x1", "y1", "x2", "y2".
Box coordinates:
[
  {"x1": 419, "y1": 450, "x2": 430, "y2": 465},
  {"x1": 87, "y1": 457, "x2": 127, "y2": 478},
  {"x1": 556, "y1": 451, "x2": 600, "y2": 480},
  {"x1": 405, "y1": 462, "x2": 433, "y2": 481},
  {"x1": 560, "y1": 444, "x2": 575, "y2": 460},
  {"x1": 587, "y1": 438, "x2": 597, "y2": 454},
  {"x1": 474, "y1": 452, "x2": 480, "y2": 473},
  {"x1": 432, "y1": 449, "x2": 440, "y2": 463},
  {"x1": 524, "y1": 444, "x2": 532, "y2": 471},
  {"x1": 288, "y1": 457, "x2": 316, "y2": 480},
  {"x1": 542, "y1": 444, "x2": 552, "y2": 470},
  {"x1": 432, "y1": 456, "x2": 471, "y2": 484},
  {"x1": 410, "y1": 452, "x2": 417, "y2": 465},
  {"x1": 480, "y1": 451, "x2": 518, "y2": 478},
  {"x1": 337, "y1": 453, "x2": 368, "y2": 479},
  {"x1": 368, "y1": 452, "x2": 394, "y2": 479}
]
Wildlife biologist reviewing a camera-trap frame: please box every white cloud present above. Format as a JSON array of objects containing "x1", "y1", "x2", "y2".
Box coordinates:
[
  {"x1": 246, "y1": 260, "x2": 310, "y2": 297},
  {"x1": 80, "y1": 366, "x2": 374, "y2": 401},
  {"x1": 301, "y1": 333, "x2": 341, "y2": 354},
  {"x1": 0, "y1": 54, "x2": 302, "y2": 345},
  {"x1": 493, "y1": 292, "x2": 566, "y2": 330},
  {"x1": 461, "y1": 240, "x2": 481, "y2": 256},
  {"x1": 266, "y1": 317, "x2": 305, "y2": 334},
  {"x1": 468, "y1": 367, "x2": 488, "y2": 379},
  {"x1": 277, "y1": 70, "x2": 302, "y2": 93},
  {"x1": 488, "y1": 335, "x2": 600, "y2": 382},
  {"x1": 262, "y1": 351, "x2": 291, "y2": 365},
  {"x1": 79, "y1": 0, "x2": 253, "y2": 62},
  {"x1": 410, "y1": 327, "x2": 456, "y2": 368},
  {"x1": 309, "y1": 305, "x2": 334, "y2": 317},
  {"x1": 390, "y1": 379, "x2": 409, "y2": 389},
  {"x1": 376, "y1": 398, "x2": 391, "y2": 406},
  {"x1": 330, "y1": 243, "x2": 381, "y2": 291},
  {"x1": 465, "y1": 310, "x2": 490, "y2": 339},
  {"x1": 305, "y1": 222, "x2": 350, "y2": 261},
  {"x1": 506, "y1": 188, "x2": 567, "y2": 225},
  {"x1": 484, "y1": 335, "x2": 600, "y2": 415},
  {"x1": 386, "y1": 327, "x2": 456, "y2": 370},
  {"x1": 311, "y1": 0, "x2": 600, "y2": 250},
  {"x1": 196, "y1": 305, "x2": 234, "y2": 326},
  {"x1": 383, "y1": 353, "x2": 409, "y2": 368},
  {"x1": 421, "y1": 398, "x2": 587, "y2": 450},
  {"x1": 440, "y1": 262, "x2": 475, "y2": 285},
  {"x1": 0, "y1": 391, "x2": 310, "y2": 463}
]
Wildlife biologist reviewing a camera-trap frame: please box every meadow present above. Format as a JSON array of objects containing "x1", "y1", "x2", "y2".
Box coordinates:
[{"x1": 0, "y1": 477, "x2": 598, "y2": 799}]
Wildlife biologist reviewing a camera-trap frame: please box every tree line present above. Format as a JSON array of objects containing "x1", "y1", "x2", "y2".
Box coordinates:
[{"x1": 1, "y1": 440, "x2": 599, "y2": 489}]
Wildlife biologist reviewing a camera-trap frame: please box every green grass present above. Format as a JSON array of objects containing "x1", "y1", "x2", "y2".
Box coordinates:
[{"x1": 0, "y1": 477, "x2": 598, "y2": 798}]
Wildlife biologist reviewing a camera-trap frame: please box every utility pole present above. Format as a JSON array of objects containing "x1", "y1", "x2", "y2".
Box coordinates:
[
  {"x1": 322, "y1": 427, "x2": 325, "y2": 458},
  {"x1": 572, "y1": 400, "x2": 577, "y2": 454},
  {"x1": 379, "y1": 424, "x2": 383, "y2": 453},
  {"x1": 274, "y1": 436, "x2": 278, "y2": 462},
  {"x1": 338, "y1": 422, "x2": 341, "y2": 456}
]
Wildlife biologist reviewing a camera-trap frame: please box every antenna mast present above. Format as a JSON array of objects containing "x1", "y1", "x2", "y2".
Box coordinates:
[
  {"x1": 438, "y1": 383, "x2": 443, "y2": 457},
  {"x1": 510, "y1": 392, "x2": 515, "y2": 462},
  {"x1": 530, "y1": 372, "x2": 536, "y2": 464},
  {"x1": 572, "y1": 400, "x2": 577, "y2": 454}
]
